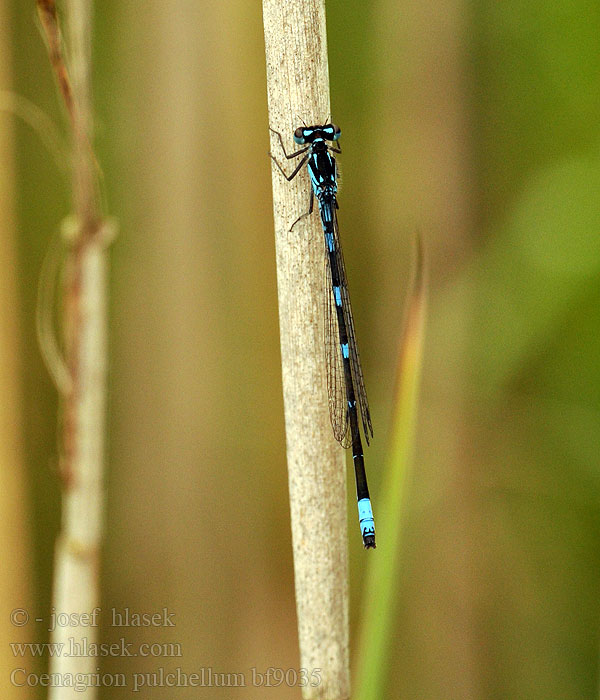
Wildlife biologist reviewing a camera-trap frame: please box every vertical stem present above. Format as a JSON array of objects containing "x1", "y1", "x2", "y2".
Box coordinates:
[
  {"x1": 262, "y1": 1, "x2": 350, "y2": 698},
  {"x1": 49, "y1": 221, "x2": 108, "y2": 700},
  {"x1": 37, "y1": 1, "x2": 112, "y2": 698},
  {"x1": 66, "y1": 0, "x2": 95, "y2": 226}
]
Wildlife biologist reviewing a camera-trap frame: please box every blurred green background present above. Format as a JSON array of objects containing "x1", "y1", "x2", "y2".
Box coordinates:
[{"x1": 2, "y1": 0, "x2": 600, "y2": 698}]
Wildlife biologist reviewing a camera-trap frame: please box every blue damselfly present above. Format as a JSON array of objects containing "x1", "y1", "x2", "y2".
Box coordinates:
[{"x1": 270, "y1": 122, "x2": 376, "y2": 549}]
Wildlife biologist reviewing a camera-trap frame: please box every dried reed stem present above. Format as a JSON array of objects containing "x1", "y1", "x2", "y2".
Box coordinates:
[
  {"x1": 262, "y1": 1, "x2": 350, "y2": 698},
  {"x1": 36, "y1": 1, "x2": 112, "y2": 697}
]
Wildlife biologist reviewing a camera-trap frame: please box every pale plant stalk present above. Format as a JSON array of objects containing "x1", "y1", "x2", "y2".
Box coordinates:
[
  {"x1": 37, "y1": 1, "x2": 112, "y2": 698},
  {"x1": 262, "y1": 1, "x2": 350, "y2": 698}
]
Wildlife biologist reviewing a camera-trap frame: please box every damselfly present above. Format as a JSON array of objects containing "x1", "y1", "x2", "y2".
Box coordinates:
[{"x1": 270, "y1": 123, "x2": 376, "y2": 549}]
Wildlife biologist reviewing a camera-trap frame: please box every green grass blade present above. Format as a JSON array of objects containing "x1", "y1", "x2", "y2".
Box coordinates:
[{"x1": 355, "y1": 234, "x2": 427, "y2": 700}]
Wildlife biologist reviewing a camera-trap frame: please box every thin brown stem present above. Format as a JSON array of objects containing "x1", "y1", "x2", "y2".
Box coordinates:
[{"x1": 36, "y1": 0, "x2": 75, "y2": 125}]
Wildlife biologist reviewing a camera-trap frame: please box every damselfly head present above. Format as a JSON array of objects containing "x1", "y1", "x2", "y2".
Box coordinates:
[{"x1": 293, "y1": 123, "x2": 341, "y2": 144}]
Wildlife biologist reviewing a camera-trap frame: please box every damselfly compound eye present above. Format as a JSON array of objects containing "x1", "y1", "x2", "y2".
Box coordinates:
[{"x1": 293, "y1": 127, "x2": 306, "y2": 144}]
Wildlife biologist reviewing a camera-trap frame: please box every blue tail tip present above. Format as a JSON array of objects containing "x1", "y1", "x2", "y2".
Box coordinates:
[{"x1": 358, "y1": 498, "x2": 376, "y2": 549}]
